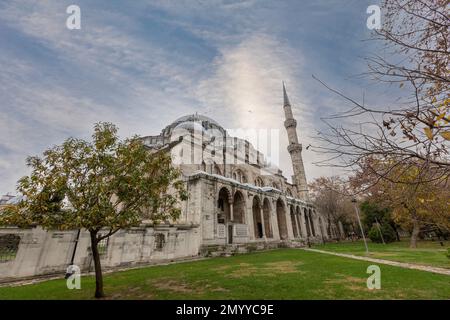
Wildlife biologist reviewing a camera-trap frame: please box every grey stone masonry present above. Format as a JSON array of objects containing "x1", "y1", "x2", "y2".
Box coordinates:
[{"x1": 283, "y1": 82, "x2": 308, "y2": 199}]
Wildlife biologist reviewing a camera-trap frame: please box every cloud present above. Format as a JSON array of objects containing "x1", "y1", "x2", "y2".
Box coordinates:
[
  {"x1": 0, "y1": 0, "x2": 384, "y2": 194},
  {"x1": 197, "y1": 34, "x2": 300, "y2": 125}
]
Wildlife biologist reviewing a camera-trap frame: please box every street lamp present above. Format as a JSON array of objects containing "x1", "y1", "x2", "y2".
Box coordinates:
[{"x1": 351, "y1": 198, "x2": 369, "y2": 254}]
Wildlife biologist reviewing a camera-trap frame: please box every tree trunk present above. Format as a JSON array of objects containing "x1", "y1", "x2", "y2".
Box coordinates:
[
  {"x1": 90, "y1": 231, "x2": 105, "y2": 298},
  {"x1": 390, "y1": 222, "x2": 401, "y2": 241},
  {"x1": 410, "y1": 212, "x2": 420, "y2": 249}
]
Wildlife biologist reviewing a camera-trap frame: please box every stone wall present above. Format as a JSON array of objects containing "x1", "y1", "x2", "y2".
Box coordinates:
[{"x1": 0, "y1": 225, "x2": 200, "y2": 282}]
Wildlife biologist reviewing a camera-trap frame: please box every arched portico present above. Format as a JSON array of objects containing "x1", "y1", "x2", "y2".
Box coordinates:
[
  {"x1": 290, "y1": 206, "x2": 298, "y2": 238},
  {"x1": 276, "y1": 199, "x2": 288, "y2": 240},
  {"x1": 252, "y1": 196, "x2": 263, "y2": 239},
  {"x1": 233, "y1": 191, "x2": 246, "y2": 224},
  {"x1": 263, "y1": 198, "x2": 273, "y2": 238},
  {"x1": 304, "y1": 207, "x2": 311, "y2": 237},
  {"x1": 217, "y1": 187, "x2": 232, "y2": 223},
  {"x1": 296, "y1": 206, "x2": 303, "y2": 238},
  {"x1": 309, "y1": 208, "x2": 316, "y2": 236},
  {"x1": 318, "y1": 216, "x2": 326, "y2": 238}
]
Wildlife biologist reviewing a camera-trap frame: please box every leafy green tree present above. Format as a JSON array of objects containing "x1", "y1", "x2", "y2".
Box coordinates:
[
  {"x1": 0, "y1": 123, "x2": 187, "y2": 298},
  {"x1": 360, "y1": 201, "x2": 400, "y2": 241},
  {"x1": 368, "y1": 222, "x2": 397, "y2": 244}
]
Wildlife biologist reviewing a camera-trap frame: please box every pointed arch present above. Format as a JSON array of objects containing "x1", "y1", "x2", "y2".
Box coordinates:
[
  {"x1": 213, "y1": 162, "x2": 222, "y2": 176},
  {"x1": 201, "y1": 161, "x2": 206, "y2": 172},
  {"x1": 252, "y1": 196, "x2": 263, "y2": 238},
  {"x1": 262, "y1": 198, "x2": 273, "y2": 238},
  {"x1": 233, "y1": 190, "x2": 246, "y2": 224},
  {"x1": 304, "y1": 207, "x2": 311, "y2": 237},
  {"x1": 254, "y1": 176, "x2": 264, "y2": 187},
  {"x1": 233, "y1": 169, "x2": 247, "y2": 184},
  {"x1": 318, "y1": 216, "x2": 325, "y2": 238},
  {"x1": 217, "y1": 187, "x2": 232, "y2": 223},
  {"x1": 286, "y1": 188, "x2": 293, "y2": 197},
  {"x1": 290, "y1": 206, "x2": 298, "y2": 238},
  {"x1": 276, "y1": 198, "x2": 288, "y2": 240},
  {"x1": 296, "y1": 206, "x2": 303, "y2": 237},
  {"x1": 309, "y1": 208, "x2": 316, "y2": 236}
]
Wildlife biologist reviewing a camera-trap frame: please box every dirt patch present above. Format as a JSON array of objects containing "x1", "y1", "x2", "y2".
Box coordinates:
[
  {"x1": 150, "y1": 279, "x2": 203, "y2": 294},
  {"x1": 105, "y1": 286, "x2": 155, "y2": 300},
  {"x1": 265, "y1": 261, "x2": 303, "y2": 273},
  {"x1": 146, "y1": 278, "x2": 230, "y2": 296},
  {"x1": 214, "y1": 261, "x2": 304, "y2": 278},
  {"x1": 324, "y1": 274, "x2": 367, "y2": 292}
]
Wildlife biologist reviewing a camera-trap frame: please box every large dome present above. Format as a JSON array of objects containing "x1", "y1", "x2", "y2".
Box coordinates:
[{"x1": 168, "y1": 114, "x2": 223, "y2": 130}]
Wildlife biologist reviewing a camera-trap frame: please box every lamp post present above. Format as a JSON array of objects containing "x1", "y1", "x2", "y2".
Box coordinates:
[
  {"x1": 351, "y1": 198, "x2": 369, "y2": 254},
  {"x1": 374, "y1": 217, "x2": 386, "y2": 244}
]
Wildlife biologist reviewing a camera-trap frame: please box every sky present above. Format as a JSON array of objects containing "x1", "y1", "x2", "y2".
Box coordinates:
[{"x1": 0, "y1": 0, "x2": 391, "y2": 194}]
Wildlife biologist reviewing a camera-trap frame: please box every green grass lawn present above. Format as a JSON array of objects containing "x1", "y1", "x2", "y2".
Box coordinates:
[
  {"x1": 312, "y1": 239, "x2": 450, "y2": 269},
  {"x1": 0, "y1": 249, "x2": 449, "y2": 300}
]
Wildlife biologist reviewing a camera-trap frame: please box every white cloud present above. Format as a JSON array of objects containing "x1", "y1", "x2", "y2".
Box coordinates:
[{"x1": 0, "y1": 0, "x2": 377, "y2": 194}]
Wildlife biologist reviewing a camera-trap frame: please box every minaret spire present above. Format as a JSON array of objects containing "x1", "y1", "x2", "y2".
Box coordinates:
[
  {"x1": 283, "y1": 81, "x2": 290, "y2": 106},
  {"x1": 282, "y1": 82, "x2": 308, "y2": 199}
]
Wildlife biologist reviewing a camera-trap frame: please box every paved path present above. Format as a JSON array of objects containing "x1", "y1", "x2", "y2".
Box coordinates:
[{"x1": 301, "y1": 248, "x2": 450, "y2": 276}]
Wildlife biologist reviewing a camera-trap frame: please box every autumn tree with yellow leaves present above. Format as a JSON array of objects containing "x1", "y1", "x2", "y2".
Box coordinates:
[{"x1": 351, "y1": 157, "x2": 449, "y2": 248}]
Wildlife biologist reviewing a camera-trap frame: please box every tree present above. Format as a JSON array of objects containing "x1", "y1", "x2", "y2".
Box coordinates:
[
  {"x1": 0, "y1": 123, "x2": 187, "y2": 298},
  {"x1": 309, "y1": 176, "x2": 356, "y2": 239},
  {"x1": 351, "y1": 157, "x2": 450, "y2": 248},
  {"x1": 313, "y1": 0, "x2": 449, "y2": 183},
  {"x1": 368, "y1": 223, "x2": 397, "y2": 243},
  {"x1": 312, "y1": 0, "x2": 449, "y2": 248},
  {"x1": 360, "y1": 201, "x2": 400, "y2": 241}
]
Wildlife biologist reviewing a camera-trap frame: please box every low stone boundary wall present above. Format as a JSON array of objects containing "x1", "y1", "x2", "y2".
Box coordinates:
[{"x1": 0, "y1": 225, "x2": 200, "y2": 282}]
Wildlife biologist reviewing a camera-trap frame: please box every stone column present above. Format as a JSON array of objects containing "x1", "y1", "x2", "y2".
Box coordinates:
[
  {"x1": 247, "y1": 198, "x2": 255, "y2": 240},
  {"x1": 286, "y1": 208, "x2": 295, "y2": 240},
  {"x1": 301, "y1": 209, "x2": 309, "y2": 237},
  {"x1": 309, "y1": 212, "x2": 316, "y2": 237},
  {"x1": 260, "y1": 207, "x2": 266, "y2": 239},
  {"x1": 295, "y1": 214, "x2": 302, "y2": 238},
  {"x1": 271, "y1": 200, "x2": 280, "y2": 240},
  {"x1": 229, "y1": 202, "x2": 234, "y2": 222}
]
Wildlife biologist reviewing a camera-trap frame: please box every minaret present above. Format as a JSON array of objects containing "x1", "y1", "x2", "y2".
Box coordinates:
[{"x1": 282, "y1": 82, "x2": 308, "y2": 199}]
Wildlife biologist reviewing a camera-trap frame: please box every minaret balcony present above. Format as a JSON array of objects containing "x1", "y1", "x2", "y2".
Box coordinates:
[
  {"x1": 284, "y1": 118, "x2": 297, "y2": 129},
  {"x1": 287, "y1": 143, "x2": 302, "y2": 153}
]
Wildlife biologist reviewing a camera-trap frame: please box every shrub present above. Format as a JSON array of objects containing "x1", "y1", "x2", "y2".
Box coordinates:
[{"x1": 368, "y1": 223, "x2": 397, "y2": 243}]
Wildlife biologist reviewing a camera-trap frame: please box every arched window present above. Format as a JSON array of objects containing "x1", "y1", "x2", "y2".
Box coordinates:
[
  {"x1": 286, "y1": 188, "x2": 293, "y2": 197},
  {"x1": 213, "y1": 163, "x2": 222, "y2": 175},
  {"x1": 233, "y1": 169, "x2": 247, "y2": 184},
  {"x1": 254, "y1": 177, "x2": 264, "y2": 187}
]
